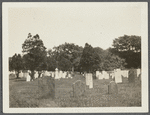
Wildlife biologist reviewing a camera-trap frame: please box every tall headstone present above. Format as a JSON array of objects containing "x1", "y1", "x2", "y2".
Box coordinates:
[
  {"x1": 114, "y1": 69, "x2": 122, "y2": 83},
  {"x1": 55, "y1": 68, "x2": 59, "y2": 79},
  {"x1": 35, "y1": 71, "x2": 38, "y2": 79},
  {"x1": 51, "y1": 72, "x2": 54, "y2": 78},
  {"x1": 86, "y1": 73, "x2": 93, "y2": 89},
  {"x1": 26, "y1": 73, "x2": 30, "y2": 82},
  {"x1": 59, "y1": 71, "x2": 63, "y2": 78},
  {"x1": 85, "y1": 73, "x2": 89, "y2": 86}
]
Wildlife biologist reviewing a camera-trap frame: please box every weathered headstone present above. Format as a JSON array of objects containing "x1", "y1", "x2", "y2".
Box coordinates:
[
  {"x1": 38, "y1": 76, "x2": 55, "y2": 99},
  {"x1": 128, "y1": 69, "x2": 136, "y2": 83},
  {"x1": 108, "y1": 81, "x2": 118, "y2": 94},
  {"x1": 72, "y1": 80, "x2": 85, "y2": 98},
  {"x1": 26, "y1": 73, "x2": 30, "y2": 82},
  {"x1": 114, "y1": 69, "x2": 122, "y2": 83}
]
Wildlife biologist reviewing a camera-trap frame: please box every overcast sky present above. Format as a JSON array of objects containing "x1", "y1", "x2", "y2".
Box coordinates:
[{"x1": 8, "y1": 3, "x2": 142, "y2": 57}]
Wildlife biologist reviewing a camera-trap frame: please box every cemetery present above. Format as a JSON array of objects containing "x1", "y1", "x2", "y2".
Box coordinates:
[
  {"x1": 8, "y1": 33, "x2": 142, "y2": 108},
  {"x1": 9, "y1": 68, "x2": 141, "y2": 107}
]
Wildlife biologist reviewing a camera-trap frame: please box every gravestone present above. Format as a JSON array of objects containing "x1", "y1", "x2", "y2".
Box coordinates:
[
  {"x1": 38, "y1": 76, "x2": 55, "y2": 99},
  {"x1": 23, "y1": 72, "x2": 28, "y2": 78},
  {"x1": 114, "y1": 69, "x2": 122, "y2": 83},
  {"x1": 85, "y1": 73, "x2": 89, "y2": 86},
  {"x1": 128, "y1": 69, "x2": 136, "y2": 83},
  {"x1": 98, "y1": 72, "x2": 103, "y2": 79},
  {"x1": 108, "y1": 81, "x2": 118, "y2": 94},
  {"x1": 19, "y1": 71, "x2": 23, "y2": 78},
  {"x1": 59, "y1": 71, "x2": 63, "y2": 78},
  {"x1": 88, "y1": 73, "x2": 93, "y2": 88},
  {"x1": 102, "y1": 71, "x2": 109, "y2": 79},
  {"x1": 35, "y1": 71, "x2": 38, "y2": 79},
  {"x1": 26, "y1": 73, "x2": 30, "y2": 82},
  {"x1": 121, "y1": 70, "x2": 129, "y2": 78},
  {"x1": 63, "y1": 72, "x2": 67, "y2": 78},
  {"x1": 72, "y1": 80, "x2": 85, "y2": 98},
  {"x1": 68, "y1": 73, "x2": 71, "y2": 78},
  {"x1": 52, "y1": 72, "x2": 55, "y2": 78},
  {"x1": 55, "y1": 68, "x2": 59, "y2": 79}
]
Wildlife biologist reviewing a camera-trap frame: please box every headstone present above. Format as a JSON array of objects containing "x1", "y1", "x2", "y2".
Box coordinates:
[
  {"x1": 55, "y1": 68, "x2": 59, "y2": 79},
  {"x1": 85, "y1": 73, "x2": 89, "y2": 86},
  {"x1": 35, "y1": 71, "x2": 38, "y2": 79},
  {"x1": 19, "y1": 71, "x2": 23, "y2": 78},
  {"x1": 88, "y1": 73, "x2": 93, "y2": 89},
  {"x1": 108, "y1": 81, "x2": 118, "y2": 95},
  {"x1": 23, "y1": 72, "x2": 27, "y2": 78},
  {"x1": 52, "y1": 72, "x2": 55, "y2": 78},
  {"x1": 114, "y1": 69, "x2": 122, "y2": 83},
  {"x1": 72, "y1": 80, "x2": 85, "y2": 98},
  {"x1": 62, "y1": 72, "x2": 65, "y2": 78},
  {"x1": 121, "y1": 70, "x2": 129, "y2": 78},
  {"x1": 102, "y1": 71, "x2": 109, "y2": 79},
  {"x1": 68, "y1": 74, "x2": 71, "y2": 78},
  {"x1": 59, "y1": 71, "x2": 63, "y2": 78},
  {"x1": 26, "y1": 73, "x2": 30, "y2": 82},
  {"x1": 128, "y1": 69, "x2": 136, "y2": 83},
  {"x1": 98, "y1": 72, "x2": 103, "y2": 79}
]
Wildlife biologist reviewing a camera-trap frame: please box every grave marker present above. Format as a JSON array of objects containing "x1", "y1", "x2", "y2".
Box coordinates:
[
  {"x1": 108, "y1": 81, "x2": 118, "y2": 94},
  {"x1": 72, "y1": 80, "x2": 85, "y2": 98},
  {"x1": 114, "y1": 69, "x2": 122, "y2": 83}
]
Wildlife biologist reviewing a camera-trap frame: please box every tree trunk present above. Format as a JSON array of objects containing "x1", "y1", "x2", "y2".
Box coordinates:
[
  {"x1": 38, "y1": 71, "x2": 41, "y2": 78},
  {"x1": 16, "y1": 71, "x2": 19, "y2": 79}
]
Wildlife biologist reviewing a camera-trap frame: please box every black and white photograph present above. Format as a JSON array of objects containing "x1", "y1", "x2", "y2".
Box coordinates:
[{"x1": 3, "y1": 2, "x2": 148, "y2": 113}]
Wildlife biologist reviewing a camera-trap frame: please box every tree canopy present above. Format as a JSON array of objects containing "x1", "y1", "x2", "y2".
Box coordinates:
[
  {"x1": 110, "y1": 35, "x2": 141, "y2": 68},
  {"x1": 22, "y1": 33, "x2": 47, "y2": 80}
]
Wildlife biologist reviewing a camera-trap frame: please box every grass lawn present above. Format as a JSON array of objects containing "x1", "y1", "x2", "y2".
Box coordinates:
[{"x1": 9, "y1": 74, "x2": 141, "y2": 107}]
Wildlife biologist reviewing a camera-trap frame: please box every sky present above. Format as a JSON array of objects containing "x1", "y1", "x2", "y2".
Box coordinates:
[{"x1": 8, "y1": 3, "x2": 142, "y2": 57}]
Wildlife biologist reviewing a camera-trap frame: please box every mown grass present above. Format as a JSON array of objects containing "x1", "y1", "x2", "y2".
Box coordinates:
[{"x1": 9, "y1": 74, "x2": 141, "y2": 107}]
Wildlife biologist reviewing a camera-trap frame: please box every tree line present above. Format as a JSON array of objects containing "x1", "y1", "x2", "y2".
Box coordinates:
[{"x1": 9, "y1": 33, "x2": 141, "y2": 79}]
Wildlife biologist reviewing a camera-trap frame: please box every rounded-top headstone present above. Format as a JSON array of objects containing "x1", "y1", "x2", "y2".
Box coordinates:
[
  {"x1": 108, "y1": 81, "x2": 118, "y2": 95},
  {"x1": 55, "y1": 68, "x2": 58, "y2": 71}
]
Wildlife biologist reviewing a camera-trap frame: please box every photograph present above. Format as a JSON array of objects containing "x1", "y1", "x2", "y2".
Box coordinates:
[{"x1": 3, "y1": 2, "x2": 148, "y2": 113}]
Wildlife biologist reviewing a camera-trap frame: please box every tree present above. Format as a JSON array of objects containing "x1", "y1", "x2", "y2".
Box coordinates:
[
  {"x1": 47, "y1": 42, "x2": 83, "y2": 71},
  {"x1": 9, "y1": 53, "x2": 23, "y2": 78},
  {"x1": 22, "y1": 33, "x2": 47, "y2": 80},
  {"x1": 80, "y1": 43, "x2": 101, "y2": 73},
  {"x1": 110, "y1": 35, "x2": 141, "y2": 68}
]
